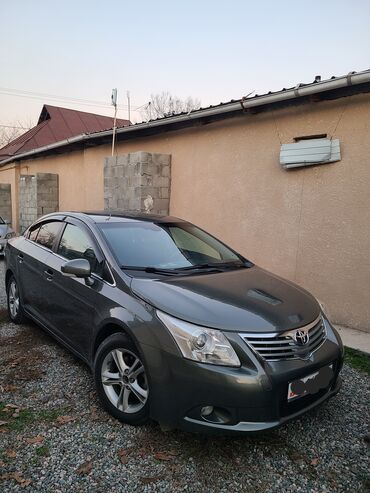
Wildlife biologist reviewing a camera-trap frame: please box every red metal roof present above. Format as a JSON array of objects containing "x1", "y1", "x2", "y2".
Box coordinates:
[{"x1": 0, "y1": 105, "x2": 129, "y2": 160}]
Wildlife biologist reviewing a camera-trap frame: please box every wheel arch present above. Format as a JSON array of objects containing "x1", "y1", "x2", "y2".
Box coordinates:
[
  {"x1": 5, "y1": 268, "x2": 14, "y2": 289},
  {"x1": 92, "y1": 320, "x2": 138, "y2": 362}
]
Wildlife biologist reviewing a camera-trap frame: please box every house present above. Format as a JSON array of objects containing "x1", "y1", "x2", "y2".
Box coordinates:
[
  {"x1": 1, "y1": 69, "x2": 370, "y2": 332},
  {"x1": 0, "y1": 104, "x2": 129, "y2": 161}
]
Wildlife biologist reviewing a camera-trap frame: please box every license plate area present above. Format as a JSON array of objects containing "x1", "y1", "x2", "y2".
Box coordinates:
[{"x1": 287, "y1": 364, "x2": 333, "y2": 402}]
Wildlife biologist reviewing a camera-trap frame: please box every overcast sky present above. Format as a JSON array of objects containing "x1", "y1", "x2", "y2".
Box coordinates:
[{"x1": 1, "y1": 0, "x2": 369, "y2": 127}]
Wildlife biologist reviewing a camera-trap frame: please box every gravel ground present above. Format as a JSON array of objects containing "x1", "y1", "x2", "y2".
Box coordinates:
[{"x1": 0, "y1": 259, "x2": 369, "y2": 493}]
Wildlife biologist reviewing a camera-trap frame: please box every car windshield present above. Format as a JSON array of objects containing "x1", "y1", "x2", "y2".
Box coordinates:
[{"x1": 98, "y1": 221, "x2": 242, "y2": 270}]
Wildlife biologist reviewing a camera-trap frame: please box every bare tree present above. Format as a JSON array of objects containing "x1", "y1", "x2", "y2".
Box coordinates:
[
  {"x1": 0, "y1": 120, "x2": 34, "y2": 149},
  {"x1": 141, "y1": 92, "x2": 201, "y2": 120}
]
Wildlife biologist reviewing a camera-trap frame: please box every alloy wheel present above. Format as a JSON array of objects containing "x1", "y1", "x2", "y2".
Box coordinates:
[
  {"x1": 101, "y1": 348, "x2": 148, "y2": 414},
  {"x1": 8, "y1": 280, "x2": 20, "y2": 319}
]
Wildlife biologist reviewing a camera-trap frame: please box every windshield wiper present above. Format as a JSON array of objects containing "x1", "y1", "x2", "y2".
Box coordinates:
[
  {"x1": 176, "y1": 261, "x2": 247, "y2": 271},
  {"x1": 120, "y1": 265, "x2": 226, "y2": 276},
  {"x1": 120, "y1": 260, "x2": 251, "y2": 275},
  {"x1": 120, "y1": 265, "x2": 184, "y2": 275}
]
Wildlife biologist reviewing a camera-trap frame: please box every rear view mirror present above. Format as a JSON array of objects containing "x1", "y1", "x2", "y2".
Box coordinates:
[{"x1": 61, "y1": 259, "x2": 94, "y2": 285}]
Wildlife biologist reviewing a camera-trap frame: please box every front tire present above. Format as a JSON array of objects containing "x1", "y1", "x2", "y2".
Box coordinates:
[
  {"x1": 7, "y1": 275, "x2": 25, "y2": 324},
  {"x1": 94, "y1": 333, "x2": 150, "y2": 425}
]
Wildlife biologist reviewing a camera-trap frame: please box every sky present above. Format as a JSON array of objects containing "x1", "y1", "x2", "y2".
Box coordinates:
[{"x1": 1, "y1": 0, "x2": 370, "y2": 128}]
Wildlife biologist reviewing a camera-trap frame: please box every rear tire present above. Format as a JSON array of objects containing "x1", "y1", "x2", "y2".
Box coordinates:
[
  {"x1": 94, "y1": 333, "x2": 150, "y2": 425},
  {"x1": 7, "y1": 275, "x2": 25, "y2": 324}
]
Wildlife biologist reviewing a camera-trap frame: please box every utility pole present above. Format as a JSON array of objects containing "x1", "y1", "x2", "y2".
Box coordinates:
[
  {"x1": 127, "y1": 91, "x2": 131, "y2": 124},
  {"x1": 111, "y1": 88, "x2": 117, "y2": 156}
]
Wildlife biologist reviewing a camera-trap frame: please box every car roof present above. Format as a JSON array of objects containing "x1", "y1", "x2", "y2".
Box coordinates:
[{"x1": 42, "y1": 211, "x2": 184, "y2": 224}]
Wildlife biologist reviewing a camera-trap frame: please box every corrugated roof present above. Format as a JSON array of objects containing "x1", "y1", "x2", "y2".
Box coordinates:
[
  {"x1": 1, "y1": 69, "x2": 369, "y2": 166},
  {"x1": 128, "y1": 71, "x2": 367, "y2": 125},
  {"x1": 0, "y1": 105, "x2": 130, "y2": 160}
]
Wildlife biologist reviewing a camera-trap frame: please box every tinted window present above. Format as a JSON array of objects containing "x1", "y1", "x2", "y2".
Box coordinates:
[
  {"x1": 28, "y1": 225, "x2": 40, "y2": 241},
  {"x1": 35, "y1": 222, "x2": 62, "y2": 250},
  {"x1": 99, "y1": 221, "x2": 241, "y2": 269},
  {"x1": 170, "y1": 227, "x2": 221, "y2": 260},
  {"x1": 57, "y1": 223, "x2": 102, "y2": 274}
]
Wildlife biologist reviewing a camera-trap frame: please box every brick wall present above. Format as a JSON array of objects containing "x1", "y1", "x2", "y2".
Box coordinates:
[
  {"x1": 19, "y1": 173, "x2": 59, "y2": 232},
  {"x1": 36, "y1": 173, "x2": 59, "y2": 217},
  {"x1": 104, "y1": 151, "x2": 171, "y2": 215},
  {"x1": 0, "y1": 184, "x2": 12, "y2": 223}
]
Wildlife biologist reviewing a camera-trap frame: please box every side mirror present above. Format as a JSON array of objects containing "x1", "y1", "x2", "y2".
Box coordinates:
[{"x1": 61, "y1": 259, "x2": 94, "y2": 285}]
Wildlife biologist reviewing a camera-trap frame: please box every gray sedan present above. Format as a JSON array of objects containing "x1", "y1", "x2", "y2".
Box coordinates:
[{"x1": 4, "y1": 211, "x2": 343, "y2": 434}]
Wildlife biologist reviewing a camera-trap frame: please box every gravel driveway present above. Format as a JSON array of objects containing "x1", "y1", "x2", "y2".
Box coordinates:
[{"x1": 0, "y1": 259, "x2": 369, "y2": 493}]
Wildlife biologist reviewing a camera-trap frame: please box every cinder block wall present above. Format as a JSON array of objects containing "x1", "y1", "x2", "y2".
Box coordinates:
[
  {"x1": 36, "y1": 173, "x2": 59, "y2": 218},
  {"x1": 19, "y1": 176, "x2": 37, "y2": 233},
  {"x1": 104, "y1": 151, "x2": 171, "y2": 215},
  {"x1": 19, "y1": 173, "x2": 59, "y2": 232},
  {"x1": 0, "y1": 184, "x2": 12, "y2": 223}
]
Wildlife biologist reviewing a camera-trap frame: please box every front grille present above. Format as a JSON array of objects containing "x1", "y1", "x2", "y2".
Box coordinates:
[{"x1": 239, "y1": 316, "x2": 326, "y2": 361}]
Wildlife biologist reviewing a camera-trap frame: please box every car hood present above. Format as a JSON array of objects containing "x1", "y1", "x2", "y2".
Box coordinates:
[{"x1": 131, "y1": 266, "x2": 320, "y2": 332}]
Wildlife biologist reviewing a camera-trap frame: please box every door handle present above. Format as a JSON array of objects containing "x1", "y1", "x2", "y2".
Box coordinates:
[
  {"x1": 44, "y1": 269, "x2": 54, "y2": 281},
  {"x1": 17, "y1": 253, "x2": 24, "y2": 263}
]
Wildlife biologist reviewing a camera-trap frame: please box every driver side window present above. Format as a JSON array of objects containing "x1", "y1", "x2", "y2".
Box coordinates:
[{"x1": 57, "y1": 223, "x2": 102, "y2": 275}]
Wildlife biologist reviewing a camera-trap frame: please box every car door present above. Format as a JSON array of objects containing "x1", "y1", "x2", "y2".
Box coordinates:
[
  {"x1": 17, "y1": 220, "x2": 64, "y2": 322},
  {"x1": 41, "y1": 218, "x2": 107, "y2": 358}
]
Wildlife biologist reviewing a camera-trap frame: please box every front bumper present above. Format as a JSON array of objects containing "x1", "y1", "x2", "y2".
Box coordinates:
[
  {"x1": 141, "y1": 320, "x2": 344, "y2": 434},
  {"x1": 181, "y1": 376, "x2": 341, "y2": 433}
]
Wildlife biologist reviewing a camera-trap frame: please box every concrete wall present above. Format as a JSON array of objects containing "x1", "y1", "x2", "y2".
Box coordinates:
[
  {"x1": 19, "y1": 175, "x2": 37, "y2": 233},
  {"x1": 0, "y1": 184, "x2": 12, "y2": 223},
  {"x1": 104, "y1": 151, "x2": 171, "y2": 214},
  {"x1": 36, "y1": 173, "x2": 59, "y2": 218},
  {"x1": 19, "y1": 173, "x2": 59, "y2": 232},
  {"x1": 1, "y1": 93, "x2": 370, "y2": 331},
  {"x1": 0, "y1": 166, "x2": 20, "y2": 228}
]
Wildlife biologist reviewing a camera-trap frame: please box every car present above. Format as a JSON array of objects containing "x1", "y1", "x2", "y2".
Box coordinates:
[
  {"x1": 5, "y1": 211, "x2": 343, "y2": 433},
  {"x1": 0, "y1": 216, "x2": 16, "y2": 256}
]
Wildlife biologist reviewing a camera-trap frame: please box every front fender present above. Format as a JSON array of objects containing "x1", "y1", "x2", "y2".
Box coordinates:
[{"x1": 91, "y1": 303, "x2": 179, "y2": 364}]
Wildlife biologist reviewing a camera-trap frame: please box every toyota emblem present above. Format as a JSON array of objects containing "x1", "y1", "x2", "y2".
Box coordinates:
[{"x1": 293, "y1": 329, "x2": 310, "y2": 345}]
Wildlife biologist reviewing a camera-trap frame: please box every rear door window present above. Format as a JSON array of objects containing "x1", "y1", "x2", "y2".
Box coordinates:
[{"x1": 35, "y1": 221, "x2": 63, "y2": 250}]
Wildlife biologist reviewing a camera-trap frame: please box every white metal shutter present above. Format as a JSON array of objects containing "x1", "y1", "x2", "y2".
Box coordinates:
[{"x1": 280, "y1": 138, "x2": 341, "y2": 169}]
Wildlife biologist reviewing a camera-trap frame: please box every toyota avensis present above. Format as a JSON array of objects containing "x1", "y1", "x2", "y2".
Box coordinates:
[{"x1": 5, "y1": 212, "x2": 343, "y2": 433}]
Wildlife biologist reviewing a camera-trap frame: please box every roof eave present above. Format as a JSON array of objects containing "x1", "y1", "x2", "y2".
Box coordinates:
[{"x1": 1, "y1": 69, "x2": 370, "y2": 167}]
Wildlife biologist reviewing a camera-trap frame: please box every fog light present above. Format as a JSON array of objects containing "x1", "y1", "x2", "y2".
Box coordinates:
[{"x1": 200, "y1": 406, "x2": 214, "y2": 417}]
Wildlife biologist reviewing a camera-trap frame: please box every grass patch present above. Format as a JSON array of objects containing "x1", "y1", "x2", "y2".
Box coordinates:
[
  {"x1": 37, "y1": 408, "x2": 69, "y2": 421},
  {"x1": 7, "y1": 409, "x2": 34, "y2": 431},
  {"x1": 344, "y1": 347, "x2": 370, "y2": 374},
  {"x1": 0, "y1": 450, "x2": 15, "y2": 465},
  {"x1": 35, "y1": 445, "x2": 49, "y2": 457},
  {"x1": 0, "y1": 402, "x2": 74, "y2": 432}
]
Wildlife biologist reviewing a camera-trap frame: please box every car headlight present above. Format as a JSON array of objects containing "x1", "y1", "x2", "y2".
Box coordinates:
[
  {"x1": 157, "y1": 311, "x2": 240, "y2": 367},
  {"x1": 5, "y1": 232, "x2": 15, "y2": 239}
]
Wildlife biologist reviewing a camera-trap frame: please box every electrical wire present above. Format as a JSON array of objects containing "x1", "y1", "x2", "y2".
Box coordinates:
[
  {"x1": 0, "y1": 125, "x2": 32, "y2": 129},
  {"x1": 0, "y1": 87, "x2": 145, "y2": 113}
]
